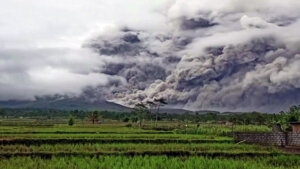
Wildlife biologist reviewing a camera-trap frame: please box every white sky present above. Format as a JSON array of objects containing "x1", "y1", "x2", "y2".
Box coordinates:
[
  {"x1": 0, "y1": 0, "x2": 172, "y2": 100},
  {"x1": 0, "y1": 0, "x2": 170, "y2": 49}
]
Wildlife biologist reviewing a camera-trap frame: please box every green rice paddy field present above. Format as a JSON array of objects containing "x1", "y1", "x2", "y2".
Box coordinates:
[{"x1": 0, "y1": 121, "x2": 299, "y2": 169}]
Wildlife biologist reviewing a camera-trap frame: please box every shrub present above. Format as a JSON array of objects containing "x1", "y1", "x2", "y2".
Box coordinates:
[{"x1": 68, "y1": 117, "x2": 75, "y2": 126}]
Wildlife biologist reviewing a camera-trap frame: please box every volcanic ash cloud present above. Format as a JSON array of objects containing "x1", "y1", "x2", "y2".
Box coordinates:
[{"x1": 84, "y1": 0, "x2": 300, "y2": 112}]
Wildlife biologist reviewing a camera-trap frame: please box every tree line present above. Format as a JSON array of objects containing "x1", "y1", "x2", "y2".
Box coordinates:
[{"x1": 0, "y1": 105, "x2": 299, "y2": 128}]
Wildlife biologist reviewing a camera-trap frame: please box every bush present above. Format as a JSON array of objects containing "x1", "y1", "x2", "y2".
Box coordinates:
[
  {"x1": 68, "y1": 117, "x2": 75, "y2": 126},
  {"x1": 122, "y1": 117, "x2": 130, "y2": 122}
]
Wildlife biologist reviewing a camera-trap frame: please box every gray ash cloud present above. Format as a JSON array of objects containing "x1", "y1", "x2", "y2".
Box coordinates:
[
  {"x1": 180, "y1": 17, "x2": 217, "y2": 30},
  {"x1": 82, "y1": 28, "x2": 184, "y2": 91},
  {"x1": 4, "y1": 0, "x2": 298, "y2": 113},
  {"x1": 80, "y1": 0, "x2": 300, "y2": 112}
]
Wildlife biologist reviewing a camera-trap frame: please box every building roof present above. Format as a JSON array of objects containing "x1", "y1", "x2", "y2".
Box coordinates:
[{"x1": 290, "y1": 122, "x2": 300, "y2": 125}]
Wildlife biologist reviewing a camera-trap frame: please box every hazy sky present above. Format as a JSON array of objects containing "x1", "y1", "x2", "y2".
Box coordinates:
[
  {"x1": 0, "y1": 0, "x2": 300, "y2": 112},
  {"x1": 0, "y1": 0, "x2": 168, "y2": 48},
  {"x1": 0, "y1": 0, "x2": 169, "y2": 99}
]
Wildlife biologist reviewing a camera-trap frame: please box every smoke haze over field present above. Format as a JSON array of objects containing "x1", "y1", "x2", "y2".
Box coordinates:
[{"x1": 0, "y1": 0, "x2": 300, "y2": 112}]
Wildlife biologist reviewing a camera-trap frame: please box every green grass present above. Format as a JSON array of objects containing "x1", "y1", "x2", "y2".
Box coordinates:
[
  {"x1": 0, "y1": 123, "x2": 271, "y2": 133},
  {"x1": 0, "y1": 143, "x2": 280, "y2": 154},
  {"x1": 0, "y1": 121, "x2": 293, "y2": 169},
  {"x1": 0, "y1": 124, "x2": 146, "y2": 133},
  {"x1": 1, "y1": 155, "x2": 300, "y2": 169},
  {"x1": 175, "y1": 124, "x2": 271, "y2": 136},
  {"x1": 0, "y1": 123, "x2": 270, "y2": 140},
  {"x1": 0, "y1": 133, "x2": 231, "y2": 141}
]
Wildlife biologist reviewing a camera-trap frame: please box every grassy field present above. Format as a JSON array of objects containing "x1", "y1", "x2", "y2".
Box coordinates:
[
  {"x1": 1, "y1": 155, "x2": 300, "y2": 169},
  {"x1": 0, "y1": 120, "x2": 299, "y2": 169}
]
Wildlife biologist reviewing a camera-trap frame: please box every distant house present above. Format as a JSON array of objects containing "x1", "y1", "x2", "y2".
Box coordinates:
[{"x1": 290, "y1": 122, "x2": 300, "y2": 133}]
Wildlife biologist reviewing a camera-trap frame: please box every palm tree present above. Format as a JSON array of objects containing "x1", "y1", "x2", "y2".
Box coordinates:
[
  {"x1": 146, "y1": 100, "x2": 156, "y2": 124},
  {"x1": 134, "y1": 103, "x2": 149, "y2": 128},
  {"x1": 153, "y1": 98, "x2": 168, "y2": 127}
]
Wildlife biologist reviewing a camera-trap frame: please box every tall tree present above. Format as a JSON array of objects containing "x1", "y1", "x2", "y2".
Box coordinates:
[
  {"x1": 134, "y1": 103, "x2": 149, "y2": 128},
  {"x1": 146, "y1": 100, "x2": 156, "y2": 123},
  {"x1": 89, "y1": 111, "x2": 100, "y2": 124}
]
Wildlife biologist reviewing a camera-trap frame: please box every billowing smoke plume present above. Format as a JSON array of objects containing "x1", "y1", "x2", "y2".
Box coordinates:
[
  {"x1": 82, "y1": 0, "x2": 300, "y2": 112},
  {"x1": 1, "y1": 0, "x2": 299, "y2": 112}
]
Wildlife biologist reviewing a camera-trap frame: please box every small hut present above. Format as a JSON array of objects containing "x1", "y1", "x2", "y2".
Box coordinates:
[{"x1": 290, "y1": 122, "x2": 300, "y2": 133}]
